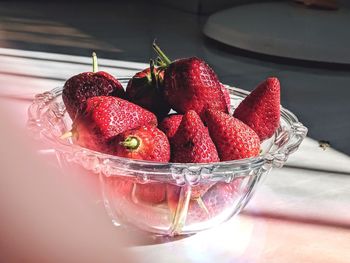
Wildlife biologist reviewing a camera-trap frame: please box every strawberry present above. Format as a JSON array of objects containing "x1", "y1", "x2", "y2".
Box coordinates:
[
  {"x1": 158, "y1": 114, "x2": 183, "y2": 140},
  {"x1": 107, "y1": 176, "x2": 134, "y2": 199},
  {"x1": 170, "y1": 110, "x2": 219, "y2": 163},
  {"x1": 106, "y1": 176, "x2": 166, "y2": 208},
  {"x1": 153, "y1": 42, "x2": 228, "y2": 118},
  {"x1": 111, "y1": 126, "x2": 170, "y2": 204},
  {"x1": 62, "y1": 52, "x2": 125, "y2": 119},
  {"x1": 205, "y1": 110, "x2": 260, "y2": 161},
  {"x1": 131, "y1": 182, "x2": 167, "y2": 205},
  {"x1": 170, "y1": 110, "x2": 219, "y2": 203},
  {"x1": 70, "y1": 96, "x2": 157, "y2": 153},
  {"x1": 233, "y1": 77, "x2": 280, "y2": 141},
  {"x1": 113, "y1": 125, "x2": 170, "y2": 162},
  {"x1": 106, "y1": 175, "x2": 167, "y2": 206},
  {"x1": 126, "y1": 60, "x2": 170, "y2": 118}
]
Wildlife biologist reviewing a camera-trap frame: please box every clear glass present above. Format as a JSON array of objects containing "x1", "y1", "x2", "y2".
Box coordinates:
[{"x1": 27, "y1": 78, "x2": 308, "y2": 236}]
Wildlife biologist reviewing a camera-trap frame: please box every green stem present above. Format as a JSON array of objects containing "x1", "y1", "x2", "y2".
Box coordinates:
[
  {"x1": 155, "y1": 57, "x2": 167, "y2": 68},
  {"x1": 120, "y1": 136, "x2": 140, "y2": 150},
  {"x1": 92, "y1": 52, "x2": 98, "y2": 73},
  {"x1": 152, "y1": 40, "x2": 171, "y2": 66}
]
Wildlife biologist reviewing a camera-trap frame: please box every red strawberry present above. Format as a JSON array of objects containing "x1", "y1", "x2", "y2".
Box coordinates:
[
  {"x1": 153, "y1": 42, "x2": 228, "y2": 118},
  {"x1": 113, "y1": 125, "x2": 170, "y2": 162},
  {"x1": 158, "y1": 114, "x2": 183, "y2": 140},
  {"x1": 169, "y1": 110, "x2": 219, "y2": 201},
  {"x1": 63, "y1": 52, "x2": 125, "y2": 119},
  {"x1": 111, "y1": 126, "x2": 170, "y2": 204},
  {"x1": 106, "y1": 176, "x2": 166, "y2": 206},
  {"x1": 205, "y1": 110, "x2": 260, "y2": 161},
  {"x1": 126, "y1": 60, "x2": 170, "y2": 118},
  {"x1": 131, "y1": 182, "x2": 167, "y2": 205},
  {"x1": 171, "y1": 110, "x2": 219, "y2": 163},
  {"x1": 107, "y1": 176, "x2": 134, "y2": 199},
  {"x1": 233, "y1": 77, "x2": 280, "y2": 141},
  {"x1": 70, "y1": 96, "x2": 157, "y2": 153}
]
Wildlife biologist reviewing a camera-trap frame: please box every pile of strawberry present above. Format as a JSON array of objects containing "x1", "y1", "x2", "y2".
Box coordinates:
[{"x1": 62, "y1": 43, "x2": 280, "y2": 165}]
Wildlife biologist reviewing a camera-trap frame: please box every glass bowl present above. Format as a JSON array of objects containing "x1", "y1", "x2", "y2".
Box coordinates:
[{"x1": 27, "y1": 78, "x2": 307, "y2": 236}]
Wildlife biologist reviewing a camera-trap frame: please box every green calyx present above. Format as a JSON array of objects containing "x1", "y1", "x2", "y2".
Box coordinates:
[
  {"x1": 92, "y1": 52, "x2": 98, "y2": 73},
  {"x1": 152, "y1": 40, "x2": 172, "y2": 66},
  {"x1": 120, "y1": 136, "x2": 140, "y2": 150}
]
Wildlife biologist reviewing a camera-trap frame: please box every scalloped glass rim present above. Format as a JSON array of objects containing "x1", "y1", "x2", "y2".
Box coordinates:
[{"x1": 27, "y1": 78, "x2": 307, "y2": 182}]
